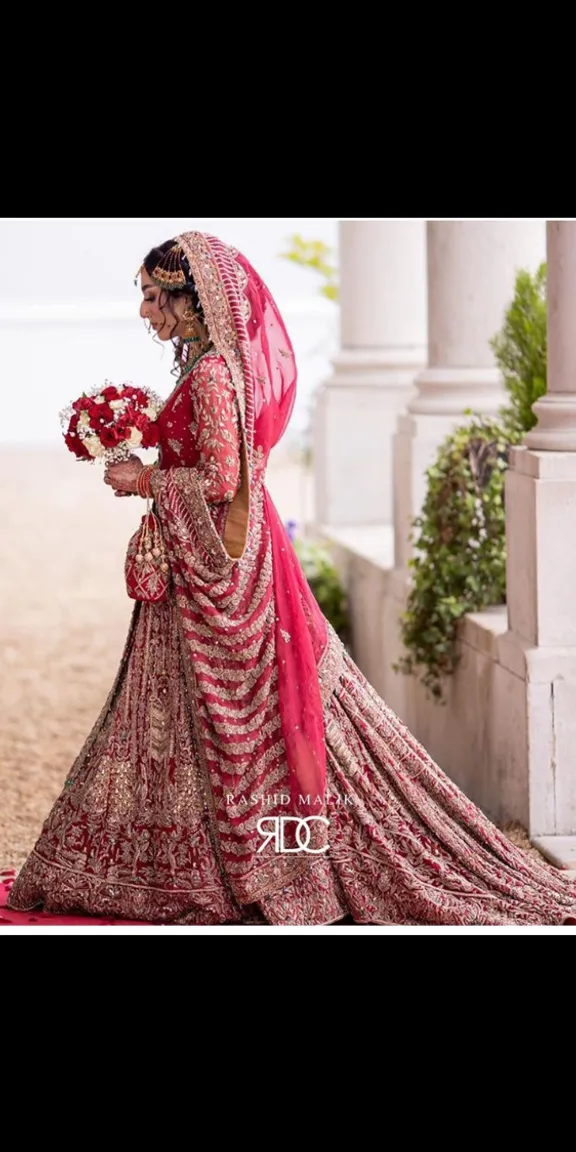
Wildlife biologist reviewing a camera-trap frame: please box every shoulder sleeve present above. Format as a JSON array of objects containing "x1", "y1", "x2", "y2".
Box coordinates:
[{"x1": 189, "y1": 354, "x2": 241, "y2": 504}]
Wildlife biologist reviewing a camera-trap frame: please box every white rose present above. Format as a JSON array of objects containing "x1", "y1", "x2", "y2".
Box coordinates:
[
  {"x1": 78, "y1": 411, "x2": 91, "y2": 428},
  {"x1": 128, "y1": 427, "x2": 143, "y2": 448},
  {"x1": 93, "y1": 395, "x2": 106, "y2": 405},
  {"x1": 109, "y1": 399, "x2": 124, "y2": 410},
  {"x1": 85, "y1": 436, "x2": 104, "y2": 457},
  {"x1": 142, "y1": 406, "x2": 157, "y2": 420}
]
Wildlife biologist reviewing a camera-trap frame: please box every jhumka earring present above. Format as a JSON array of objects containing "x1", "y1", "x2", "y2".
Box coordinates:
[{"x1": 182, "y1": 305, "x2": 201, "y2": 342}]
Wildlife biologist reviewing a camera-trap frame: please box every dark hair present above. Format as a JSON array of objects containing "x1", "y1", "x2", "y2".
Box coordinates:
[{"x1": 142, "y1": 238, "x2": 206, "y2": 372}]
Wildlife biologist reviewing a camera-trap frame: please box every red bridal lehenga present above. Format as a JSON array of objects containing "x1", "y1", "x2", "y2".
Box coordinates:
[{"x1": 7, "y1": 232, "x2": 576, "y2": 927}]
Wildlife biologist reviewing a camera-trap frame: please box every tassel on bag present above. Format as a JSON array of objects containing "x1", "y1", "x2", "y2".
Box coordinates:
[{"x1": 125, "y1": 499, "x2": 170, "y2": 603}]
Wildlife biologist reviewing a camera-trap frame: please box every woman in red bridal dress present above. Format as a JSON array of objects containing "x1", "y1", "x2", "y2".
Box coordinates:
[{"x1": 8, "y1": 232, "x2": 576, "y2": 926}]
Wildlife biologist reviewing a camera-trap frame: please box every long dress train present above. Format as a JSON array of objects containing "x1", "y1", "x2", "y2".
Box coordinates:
[{"x1": 8, "y1": 356, "x2": 576, "y2": 926}]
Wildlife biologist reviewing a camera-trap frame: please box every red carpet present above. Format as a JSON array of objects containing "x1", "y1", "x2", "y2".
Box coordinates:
[{"x1": 0, "y1": 870, "x2": 147, "y2": 926}]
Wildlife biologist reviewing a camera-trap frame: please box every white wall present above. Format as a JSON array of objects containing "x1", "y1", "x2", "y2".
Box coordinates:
[{"x1": 0, "y1": 218, "x2": 338, "y2": 447}]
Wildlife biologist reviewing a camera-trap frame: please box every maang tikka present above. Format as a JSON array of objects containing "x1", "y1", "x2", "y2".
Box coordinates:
[{"x1": 151, "y1": 244, "x2": 187, "y2": 290}]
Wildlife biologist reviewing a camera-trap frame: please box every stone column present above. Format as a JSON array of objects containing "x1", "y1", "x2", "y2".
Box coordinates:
[
  {"x1": 525, "y1": 221, "x2": 576, "y2": 451},
  {"x1": 505, "y1": 221, "x2": 576, "y2": 859},
  {"x1": 383, "y1": 221, "x2": 546, "y2": 721},
  {"x1": 313, "y1": 220, "x2": 427, "y2": 528},
  {"x1": 394, "y1": 221, "x2": 546, "y2": 568}
]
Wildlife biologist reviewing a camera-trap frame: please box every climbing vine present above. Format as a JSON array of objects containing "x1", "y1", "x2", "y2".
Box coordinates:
[{"x1": 397, "y1": 263, "x2": 546, "y2": 700}]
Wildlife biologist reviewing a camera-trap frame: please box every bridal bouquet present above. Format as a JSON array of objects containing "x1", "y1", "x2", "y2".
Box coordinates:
[{"x1": 59, "y1": 382, "x2": 163, "y2": 463}]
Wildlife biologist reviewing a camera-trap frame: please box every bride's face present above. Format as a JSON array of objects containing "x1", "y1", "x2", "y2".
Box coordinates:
[{"x1": 139, "y1": 268, "x2": 188, "y2": 341}]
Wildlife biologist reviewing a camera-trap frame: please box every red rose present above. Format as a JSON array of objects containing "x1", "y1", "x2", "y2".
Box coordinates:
[
  {"x1": 89, "y1": 403, "x2": 115, "y2": 429},
  {"x1": 120, "y1": 403, "x2": 138, "y2": 425},
  {"x1": 101, "y1": 385, "x2": 120, "y2": 401},
  {"x1": 99, "y1": 425, "x2": 122, "y2": 448},
  {"x1": 142, "y1": 422, "x2": 159, "y2": 448},
  {"x1": 115, "y1": 413, "x2": 137, "y2": 439},
  {"x1": 121, "y1": 386, "x2": 147, "y2": 406},
  {"x1": 64, "y1": 432, "x2": 89, "y2": 458},
  {"x1": 72, "y1": 395, "x2": 93, "y2": 415},
  {"x1": 64, "y1": 418, "x2": 90, "y2": 459}
]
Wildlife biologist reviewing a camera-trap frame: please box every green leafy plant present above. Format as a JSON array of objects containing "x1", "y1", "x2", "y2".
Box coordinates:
[
  {"x1": 491, "y1": 261, "x2": 547, "y2": 435},
  {"x1": 280, "y1": 234, "x2": 339, "y2": 302},
  {"x1": 395, "y1": 419, "x2": 522, "y2": 699},
  {"x1": 294, "y1": 535, "x2": 349, "y2": 643},
  {"x1": 397, "y1": 263, "x2": 547, "y2": 701}
]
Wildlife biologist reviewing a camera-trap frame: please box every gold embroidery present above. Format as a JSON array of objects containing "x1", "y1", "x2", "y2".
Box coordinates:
[
  {"x1": 149, "y1": 691, "x2": 171, "y2": 763},
  {"x1": 177, "y1": 233, "x2": 248, "y2": 446},
  {"x1": 217, "y1": 743, "x2": 286, "y2": 794},
  {"x1": 156, "y1": 347, "x2": 219, "y2": 422},
  {"x1": 150, "y1": 469, "x2": 233, "y2": 578},
  {"x1": 7, "y1": 599, "x2": 253, "y2": 922},
  {"x1": 317, "y1": 623, "x2": 345, "y2": 706},
  {"x1": 188, "y1": 359, "x2": 241, "y2": 504},
  {"x1": 203, "y1": 714, "x2": 283, "y2": 759}
]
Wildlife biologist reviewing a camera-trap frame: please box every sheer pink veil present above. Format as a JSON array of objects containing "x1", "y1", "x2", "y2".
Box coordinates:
[
  {"x1": 178, "y1": 232, "x2": 328, "y2": 817},
  {"x1": 238, "y1": 250, "x2": 328, "y2": 817}
]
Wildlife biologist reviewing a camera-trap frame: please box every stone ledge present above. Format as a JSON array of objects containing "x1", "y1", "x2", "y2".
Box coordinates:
[
  {"x1": 320, "y1": 531, "x2": 511, "y2": 661},
  {"x1": 459, "y1": 607, "x2": 508, "y2": 660},
  {"x1": 319, "y1": 524, "x2": 395, "y2": 569},
  {"x1": 458, "y1": 611, "x2": 576, "y2": 684},
  {"x1": 509, "y1": 444, "x2": 576, "y2": 479},
  {"x1": 532, "y1": 837, "x2": 576, "y2": 870},
  {"x1": 317, "y1": 537, "x2": 576, "y2": 688}
]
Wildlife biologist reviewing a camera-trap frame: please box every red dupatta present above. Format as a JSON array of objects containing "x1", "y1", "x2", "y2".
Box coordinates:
[
  {"x1": 178, "y1": 234, "x2": 329, "y2": 816},
  {"x1": 149, "y1": 232, "x2": 337, "y2": 902}
]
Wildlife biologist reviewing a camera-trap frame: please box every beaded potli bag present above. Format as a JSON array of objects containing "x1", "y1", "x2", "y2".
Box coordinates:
[{"x1": 125, "y1": 496, "x2": 170, "y2": 603}]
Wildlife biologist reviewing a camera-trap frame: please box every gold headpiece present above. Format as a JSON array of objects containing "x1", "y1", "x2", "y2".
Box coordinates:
[
  {"x1": 151, "y1": 244, "x2": 187, "y2": 290},
  {"x1": 133, "y1": 244, "x2": 188, "y2": 290}
]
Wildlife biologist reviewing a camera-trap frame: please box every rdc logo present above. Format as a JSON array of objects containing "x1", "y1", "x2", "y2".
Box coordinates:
[{"x1": 257, "y1": 816, "x2": 330, "y2": 854}]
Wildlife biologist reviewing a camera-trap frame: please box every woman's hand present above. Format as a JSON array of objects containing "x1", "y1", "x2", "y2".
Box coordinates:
[{"x1": 104, "y1": 456, "x2": 143, "y2": 495}]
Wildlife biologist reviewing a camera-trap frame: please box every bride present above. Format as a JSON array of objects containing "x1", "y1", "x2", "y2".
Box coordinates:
[{"x1": 8, "y1": 231, "x2": 576, "y2": 925}]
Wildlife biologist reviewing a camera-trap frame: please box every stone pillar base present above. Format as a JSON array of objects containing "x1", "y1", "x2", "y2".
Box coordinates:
[
  {"x1": 504, "y1": 447, "x2": 576, "y2": 838},
  {"x1": 409, "y1": 366, "x2": 504, "y2": 416},
  {"x1": 313, "y1": 350, "x2": 423, "y2": 528},
  {"x1": 506, "y1": 448, "x2": 576, "y2": 647},
  {"x1": 525, "y1": 393, "x2": 576, "y2": 451}
]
